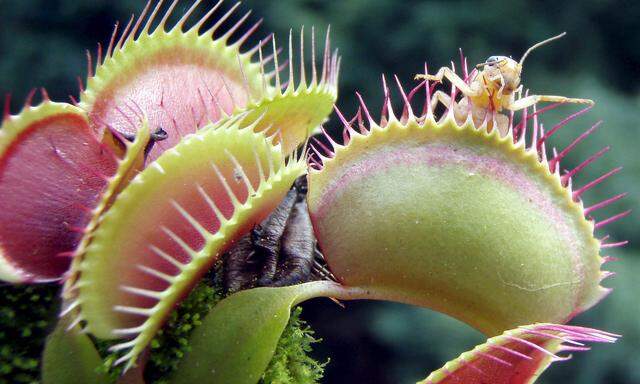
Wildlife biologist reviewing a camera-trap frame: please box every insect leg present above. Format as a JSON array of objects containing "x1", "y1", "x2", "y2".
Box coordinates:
[
  {"x1": 508, "y1": 95, "x2": 594, "y2": 111},
  {"x1": 430, "y1": 90, "x2": 452, "y2": 111},
  {"x1": 270, "y1": 197, "x2": 316, "y2": 287},
  {"x1": 253, "y1": 188, "x2": 299, "y2": 286},
  {"x1": 415, "y1": 67, "x2": 477, "y2": 97}
]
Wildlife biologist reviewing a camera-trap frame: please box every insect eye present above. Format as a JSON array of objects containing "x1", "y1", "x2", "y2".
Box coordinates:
[{"x1": 486, "y1": 56, "x2": 500, "y2": 63}]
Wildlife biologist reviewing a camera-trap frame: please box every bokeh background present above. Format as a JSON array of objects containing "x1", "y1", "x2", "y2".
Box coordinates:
[{"x1": 1, "y1": 1, "x2": 638, "y2": 383}]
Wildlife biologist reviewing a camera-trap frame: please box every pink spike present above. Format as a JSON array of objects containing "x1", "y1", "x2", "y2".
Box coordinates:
[
  {"x1": 24, "y1": 89, "x2": 37, "y2": 107},
  {"x1": 262, "y1": 46, "x2": 283, "y2": 66},
  {"x1": 320, "y1": 126, "x2": 340, "y2": 150},
  {"x1": 561, "y1": 146, "x2": 610, "y2": 184},
  {"x1": 521, "y1": 329, "x2": 585, "y2": 346},
  {"x1": 96, "y1": 42, "x2": 103, "y2": 66},
  {"x1": 236, "y1": 19, "x2": 264, "y2": 48},
  {"x1": 602, "y1": 255, "x2": 620, "y2": 263},
  {"x1": 380, "y1": 74, "x2": 392, "y2": 123},
  {"x1": 601, "y1": 271, "x2": 616, "y2": 279},
  {"x1": 307, "y1": 152, "x2": 322, "y2": 170},
  {"x1": 486, "y1": 343, "x2": 533, "y2": 360},
  {"x1": 407, "y1": 80, "x2": 426, "y2": 104},
  {"x1": 584, "y1": 193, "x2": 628, "y2": 216},
  {"x1": 594, "y1": 210, "x2": 631, "y2": 229},
  {"x1": 394, "y1": 74, "x2": 414, "y2": 120},
  {"x1": 159, "y1": 0, "x2": 180, "y2": 30},
  {"x1": 529, "y1": 102, "x2": 562, "y2": 121},
  {"x1": 311, "y1": 137, "x2": 335, "y2": 158},
  {"x1": 549, "y1": 121, "x2": 602, "y2": 172},
  {"x1": 130, "y1": 0, "x2": 152, "y2": 40},
  {"x1": 57, "y1": 251, "x2": 76, "y2": 258},
  {"x1": 106, "y1": 21, "x2": 120, "y2": 58},
  {"x1": 221, "y1": 11, "x2": 253, "y2": 42},
  {"x1": 40, "y1": 88, "x2": 50, "y2": 101},
  {"x1": 204, "y1": 2, "x2": 242, "y2": 37},
  {"x1": 142, "y1": 0, "x2": 165, "y2": 35},
  {"x1": 423, "y1": 63, "x2": 433, "y2": 117},
  {"x1": 354, "y1": 108, "x2": 368, "y2": 134},
  {"x1": 560, "y1": 345, "x2": 592, "y2": 352},
  {"x1": 321, "y1": 26, "x2": 331, "y2": 83},
  {"x1": 530, "y1": 104, "x2": 539, "y2": 148},
  {"x1": 77, "y1": 76, "x2": 85, "y2": 93},
  {"x1": 445, "y1": 61, "x2": 458, "y2": 118},
  {"x1": 601, "y1": 240, "x2": 629, "y2": 249},
  {"x1": 503, "y1": 336, "x2": 567, "y2": 361},
  {"x1": 85, "y1": 50, "x2": 93, "y2": 78},
  {"x1": 69, "y1": 95, "x2": 78, "y2": 105},
  {"x1": 537, "y1": 125, "x2": 548, "y2": 161},
  {"x1": 342, "y1": 125, "x2": 351, "y2": 145},
  {"x1": 475, "y1": 351, "x2": 512, "y2": 367},
  {"x1": 117, "y1": 14, "x2": 135, "y2": 50},
  {"x1": 516, "y1": 104, "x2": 528, "y2": 142},
  {"x1": 573, "y1": 167, "x2": 622, "y2": 200},
  {"x1": 3, "y1": 93, "x2": 11, "y2": 120},
  {"x1": 537, "y1": 105, "x2": 593, "y2": 151},
  {"x1": 247, "y1": 33, "x2": 272, "y2": 58},
  {"x1": 355, "y1": 92, "x2": 374, "y2": 127}
]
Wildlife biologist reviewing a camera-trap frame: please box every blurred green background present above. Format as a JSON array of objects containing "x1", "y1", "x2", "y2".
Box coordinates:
[{"x1": 0, "y1": 1, "x2": 638, "y2": 383}]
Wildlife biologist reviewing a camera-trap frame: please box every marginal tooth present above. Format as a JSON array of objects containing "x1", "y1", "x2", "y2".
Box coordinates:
[
  {"x1": 196, "y1": 184, "x2": 227, "y2": 224},
  {"x1": 112, "y1": 324, "x2": 147, "y2": 336},
  {"x1": 152, "y1": 162, "x2": 166, "y2": 174},
  {"x1": 137, "y1": 264, "x2": 176, "y2": 283},
  {"x1": 211, "y1": 162, "x2": 241, "y2": 206},
  {"x1": 113, "y1": 305, "x2": 154, "y2": 316},
  {"x1": 225, "y1": 149, "x2": 254, "y2": 193},
  {"x1": 120, "y1": 284, "x2": 165, "y2": 300},
  {"x1": 109, "y1": 339, "x2": 138, "y2": 352},
  {"x1": 161, "y1": 226, "x2": 197, "y2": 258}
]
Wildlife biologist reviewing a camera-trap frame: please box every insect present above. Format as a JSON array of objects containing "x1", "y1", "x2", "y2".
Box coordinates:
[
  {"x1": 415, "y1": 32, "x2": 594, "y2": 135},
  {"x1": 222, "y1": 176, "x2": 334, "y2": 293}
]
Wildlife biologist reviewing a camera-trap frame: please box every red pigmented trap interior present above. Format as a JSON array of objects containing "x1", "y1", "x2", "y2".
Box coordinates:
[
  {"x1": 0, "y1": 113, "x2": 118, "y2": 281},
  {"x1": 88, "y1": 46, "x2": 252, "y2": 161}
]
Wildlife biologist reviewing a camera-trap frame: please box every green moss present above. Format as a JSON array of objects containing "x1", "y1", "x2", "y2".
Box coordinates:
[
  {"x1": 0, "y1": 277, "x2": 325, "y2": 384},
  {"x1": 0, "y1": 284, "x2": 59, "y2": 384},
  {"x1": 260, "y1": 307, "x2": 326, "y2": 384},
  {"x1": 145, "y1": 278, "x2": 223, "y2": 384}
]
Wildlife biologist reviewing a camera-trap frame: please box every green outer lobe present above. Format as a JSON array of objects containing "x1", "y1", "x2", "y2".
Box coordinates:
[
  {"x1": 42, "y1": 318, "x2": 108, "y2": 384},
  {"x1": 170, "y1": 281, "x2": 363, "y2": 384},
  {"x1": 81, "y1": 13, "x2": 337, "y2": 159},
  {"x1": 308, "y1": 117, "x2": 604, "y2": 336},
  {"x1": 77, "y1": 118, "x2": 306, "y2": 368},
  {"x1": 238, "y1": 83, "x2": 337, "y2": 155},
  {"x1": 80, "y1": 26, "x2": 265, "y2": 161}
]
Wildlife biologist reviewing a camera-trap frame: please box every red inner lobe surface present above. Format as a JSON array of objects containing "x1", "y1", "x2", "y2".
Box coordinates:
[
  {"x1": 88, "y1": 46, "x2": 252, "y2": 162},
  {"x1": 110, "y1": 158, "x2": 254, "y2": 327},
  {"x1": 436, "y1": 336, "x2": 552, "y2": 384},
  {"x1": 0, "y1": 113, "x2": 118, "y2": 281}
]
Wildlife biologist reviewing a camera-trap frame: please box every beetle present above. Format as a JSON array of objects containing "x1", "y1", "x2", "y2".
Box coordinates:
[
  {"x1": 222, "y1": 176, "x2": 334, "y2": 293},
  {"x1": 415, "y1": 33, "x2": 594, "y2": 135}
]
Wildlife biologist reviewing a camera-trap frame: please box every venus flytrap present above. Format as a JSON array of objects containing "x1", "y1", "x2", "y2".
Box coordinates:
[{"x1": 0, "y1": 1, "x2": 627, "y2": 383}]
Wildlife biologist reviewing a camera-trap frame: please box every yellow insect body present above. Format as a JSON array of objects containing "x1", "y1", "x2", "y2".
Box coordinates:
[{"x1": 416, "y1": 33, "x2": 593, "y2": 135}]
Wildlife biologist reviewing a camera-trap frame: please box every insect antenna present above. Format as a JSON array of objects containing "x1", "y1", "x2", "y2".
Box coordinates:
[{"x1": 519, "y1": 32, "x2": 567, "y2": 66}]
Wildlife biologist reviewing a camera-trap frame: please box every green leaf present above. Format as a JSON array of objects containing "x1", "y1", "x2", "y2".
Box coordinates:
[
  {"x1": 170, "y1": 281, "x2": 353, "y2": 384},
  {"x1": 42, "y1": 318, "x2": 108, "y2": 384}
]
